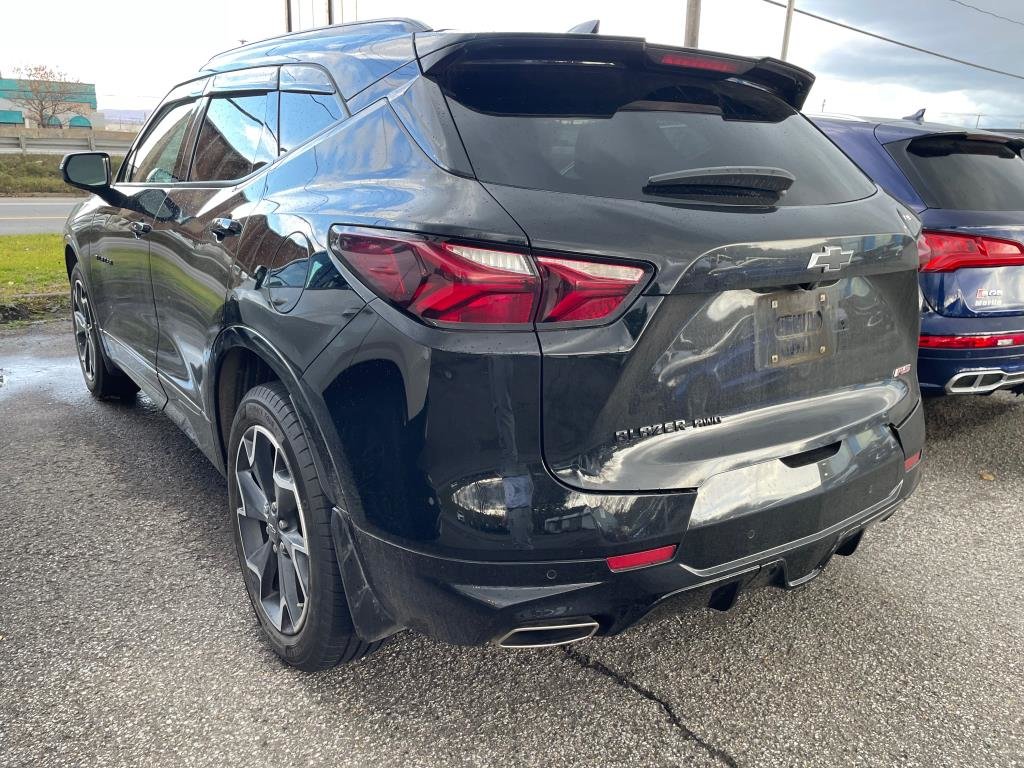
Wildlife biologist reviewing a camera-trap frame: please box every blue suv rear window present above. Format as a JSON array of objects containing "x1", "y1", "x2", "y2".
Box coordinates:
[{"x1": 888, "y1": 136, "x2": 1024, "y2": 211}]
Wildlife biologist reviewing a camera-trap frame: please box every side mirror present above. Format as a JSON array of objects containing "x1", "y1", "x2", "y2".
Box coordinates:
[{"x1": 60, "y1": 152, "x2": 111, "y2": 192}]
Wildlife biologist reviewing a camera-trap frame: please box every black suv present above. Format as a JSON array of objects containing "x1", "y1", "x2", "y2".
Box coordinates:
[{"x1": 60, "y1": 19, "x2": 925, "y2": 670}]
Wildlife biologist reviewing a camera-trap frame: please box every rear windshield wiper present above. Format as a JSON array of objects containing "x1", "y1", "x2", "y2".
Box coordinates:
[{"x1": 644, "y1": 166, "x2": 795, "y2": 205}]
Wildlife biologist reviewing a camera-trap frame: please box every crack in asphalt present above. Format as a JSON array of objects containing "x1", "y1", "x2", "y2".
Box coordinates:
[{"x1": 562, "y1": 647, "x2": 738, "y2": 768}]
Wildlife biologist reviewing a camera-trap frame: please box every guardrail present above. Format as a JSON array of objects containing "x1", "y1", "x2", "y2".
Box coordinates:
[{"x1": 0, "y1": 127, "x2": 136, "y2": 155}]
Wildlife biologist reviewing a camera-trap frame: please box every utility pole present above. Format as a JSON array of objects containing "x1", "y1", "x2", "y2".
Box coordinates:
[
  {"x1": 780, "y1": 0, "x2": 796, "y2": 60},
  {"x1": 684, "y1": 0, "x2": 701, "y2": 48}
]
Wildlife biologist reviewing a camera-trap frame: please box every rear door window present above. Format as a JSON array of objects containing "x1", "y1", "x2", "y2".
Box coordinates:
[
  {"x1": 433, "y1": 64, "x2": 874, "y2": 206},
  {"x1": 888, "y1": 136, "x2": 1024, "y2": 211},
  {"x1": 189, "y1": 93, "x2": 277, "y2": 182}
]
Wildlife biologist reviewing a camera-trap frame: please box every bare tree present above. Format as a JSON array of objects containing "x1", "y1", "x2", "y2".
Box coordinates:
[{"x1": 6, "y1": 65, "x2": 90, "y2": 128}]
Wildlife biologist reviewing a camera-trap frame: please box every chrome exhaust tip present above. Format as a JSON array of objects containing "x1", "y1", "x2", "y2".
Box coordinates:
[
  {"x1": 945, "y1": 368, "x2": 1024, "y2": 394},
  {"x1": 496, "y1": 620, "x2": 600, "y2": 649}
]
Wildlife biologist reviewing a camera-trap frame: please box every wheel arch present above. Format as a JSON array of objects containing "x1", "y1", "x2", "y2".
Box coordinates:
[
  {"x1": 64, "y1": 242, "x2": 79, "y2": 281},
  {"x1": 210, "y1": 327, "x2": 349, "y2": 501}
]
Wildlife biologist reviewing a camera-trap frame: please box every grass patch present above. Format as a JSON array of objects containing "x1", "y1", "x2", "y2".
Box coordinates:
[
  {"x1": 0, "y1": 153, "x2": 124, "y2": 195},
  {"x1": 0, "y1": 233, "x2": 68, "y2": 322}
]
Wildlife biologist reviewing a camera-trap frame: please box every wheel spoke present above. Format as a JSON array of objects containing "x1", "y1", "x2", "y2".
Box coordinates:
[
  {"x1": 273, "y1": 469, "x2": 298, "y2": 518},
  {"x1": 86, "y1": 336, "x2": 96, "y2": 375},
  {"x1": 236, "y1": 469, "x2": 269, "y2": 519},
  {"x1": 73, "y1": 310, "x2": 88, "y2": 334},
  {"x1": 251, "y1": 433, "x2": 277, "y2": 495},
  {"x1": 245, "y1": 539, "x2": 276, "y2": 588},
  {"x1": 279, "y1": 550, "x2": 303, "y2": 629},
  {"x1": 281, "y1": 529, "x2": 310, "y2": 596}
]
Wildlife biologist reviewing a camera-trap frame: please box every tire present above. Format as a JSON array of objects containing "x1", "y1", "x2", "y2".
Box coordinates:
[
  {"x1": 70, "y1": 264, "x2": 139, "y2": 400},
  {"x1": 227, "y1": 382, "x2": 382, "y2": 670}
]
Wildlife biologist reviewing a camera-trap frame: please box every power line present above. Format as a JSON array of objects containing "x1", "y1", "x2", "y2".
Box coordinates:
[
  {"x1": 945, "y1": 0, "x2": 1024, "y2": 28},
  {"x1": 759, "y1": 0, "x2": 1024, "y2": 83}
]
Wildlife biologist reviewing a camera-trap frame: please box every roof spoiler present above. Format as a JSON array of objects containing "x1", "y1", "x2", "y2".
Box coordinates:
[
  {"x1": 910, "y1": 130, "x2": 1024, "y2": 154},
  {"x1": 415, "y1": 33, "x2": 816, "y2": 110}
]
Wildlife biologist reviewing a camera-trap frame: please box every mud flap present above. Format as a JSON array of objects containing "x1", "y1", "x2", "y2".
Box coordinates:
[{"x1": 331, "y1": 506, "x2": 403, "y2": 642}]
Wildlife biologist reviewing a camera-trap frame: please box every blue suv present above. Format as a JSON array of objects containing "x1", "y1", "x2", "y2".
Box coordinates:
[{"x1": 816, "y1": 115, "x2": 1024, "y2": 396}]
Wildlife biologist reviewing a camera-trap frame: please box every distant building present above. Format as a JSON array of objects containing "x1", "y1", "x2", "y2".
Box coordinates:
[{"x1": 0, "y1": 76, "x2": 105, "y2": 129}]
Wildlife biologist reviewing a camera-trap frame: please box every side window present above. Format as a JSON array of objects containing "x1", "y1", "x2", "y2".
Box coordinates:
[
  {"x1": 190, "y1": 92, "x2": 277, "y2": 182},
  {"x1": 279, "y1": 91, "x2": 343, "y2": 153},
  {"x1": 126, "y1": 100, "x2": 198, "y2": 184}
]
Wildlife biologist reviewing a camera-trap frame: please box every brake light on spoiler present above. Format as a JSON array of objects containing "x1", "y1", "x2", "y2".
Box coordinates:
[
  {"x1": 918, "y1": 230, "x2": 1024, "y2": 272},
  {"x1": 653, "y1": 51, "x2": 746, "y2": 74},
  {"x1": 329, "y1": 228, "x2": 650, "y2": 328}
]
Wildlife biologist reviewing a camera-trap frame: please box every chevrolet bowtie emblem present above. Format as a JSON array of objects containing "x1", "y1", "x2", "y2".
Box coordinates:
[{"x1": 807, "y1": 244, "x2": 854, "y2": 272}]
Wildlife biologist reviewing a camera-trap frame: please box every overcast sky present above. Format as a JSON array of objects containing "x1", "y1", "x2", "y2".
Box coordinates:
[{"x1": 2, "y1": 0, "x2": 1022, "y2": 127}]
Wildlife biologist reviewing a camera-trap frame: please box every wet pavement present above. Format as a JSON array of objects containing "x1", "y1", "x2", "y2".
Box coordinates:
[{"x1": 1, "y1": 321, "x2": 1022, "y2": 767}]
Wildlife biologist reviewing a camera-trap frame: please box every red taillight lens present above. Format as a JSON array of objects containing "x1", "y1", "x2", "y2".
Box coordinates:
[
  {"x1": 536, "y1": 256, "x2": 647, "y2": 323},
  {"x1": 332, "y1": 232, "x2": 539, "y2": 325},
  {"x1": 331, "y1": 229, "x2": 649, "y2": 327},
  {"x1": 919, "y1": 230, "x2": 1024, "y2": 272},
  {"x1": 916, "y1": 233, "x2": 933, "y2": 270},
  {"x1": 919, "y1": 333, "x2": 1024, "y2": 349},
  {"x1": 606, "y1": 544, "x2": 677, "y2": 573}
]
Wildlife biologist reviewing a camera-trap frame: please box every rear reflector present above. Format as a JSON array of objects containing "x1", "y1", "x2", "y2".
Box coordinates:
[
  {"x1": 904, "y1": 450, "x2": 922, "y2": 472},
  {"x1": 919, "y1": 230, "x2": 1024, "y2": 272},
  {"x1": 606, "y1": 544, "x2": 677, "y2": 572},
  {"x1": 331, "y1": 228, "x2": 649, "y2": 327},
  {"x1": 919, "y1": 333, "x2": 1024, "y2": 349}
]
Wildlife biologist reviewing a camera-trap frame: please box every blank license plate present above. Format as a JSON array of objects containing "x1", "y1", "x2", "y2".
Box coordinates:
[{"x1": 755, "y1": 289, "x2": 837, "y2": 369}]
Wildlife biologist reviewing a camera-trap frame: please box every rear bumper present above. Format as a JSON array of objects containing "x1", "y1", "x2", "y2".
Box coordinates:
[
  {"x1": 918, "y1": 309, "x2": 1024, "y2": 395},
  {"x1": 338, "y1": 401, "x2": 925, "y2": 646},
  {"x1": 918, "y1": 347, "x2": 1024, "y2": 395},
  {"x1": 339, "y1": 467, "x2": 920, "y2": 646}
]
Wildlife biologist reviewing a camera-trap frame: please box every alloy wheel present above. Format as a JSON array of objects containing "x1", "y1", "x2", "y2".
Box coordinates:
[
  {"x1": 72, "y1": 279, "x2": 97, "y2": 383},
  {"x1": 235, "y1": 425, "x2": 312, "y2": 635}
]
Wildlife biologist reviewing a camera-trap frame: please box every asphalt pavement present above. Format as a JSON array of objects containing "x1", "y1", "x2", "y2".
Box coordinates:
[
  {"x1": 1, "y1": 321, "x2": 1022, "y2": 768},
  {"x1": 0, "y1": 197, "x2": 81, "y2": 235}
]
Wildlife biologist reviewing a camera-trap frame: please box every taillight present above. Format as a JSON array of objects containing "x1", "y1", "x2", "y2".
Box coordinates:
[
  {"x1": 919, "y1": 333, "x2": 1024, "y2": 349},
  {"x1": 535, "y1": 256, "x2": 647, "y2": 323},
  {"x1": 330, "y1": 228, "x2": 649, "y2": 328},
  {"x1": 919, "y1": 230, "x2": 1024, "y2": 272},
  {"x1": 916, "y1": 233, "x2": 932, "y2": 270}
]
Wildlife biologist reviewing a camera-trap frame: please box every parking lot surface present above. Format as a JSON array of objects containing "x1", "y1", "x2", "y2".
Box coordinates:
[{"x1": 1, "y1": 321, "x2": 1022, "y2": 768}]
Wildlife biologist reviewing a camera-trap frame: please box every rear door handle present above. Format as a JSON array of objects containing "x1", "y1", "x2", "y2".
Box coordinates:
[
  {"x1": 210, "y1": 217, "x2": 242, "y2": 241},
  {"x1": 129, "y1": 220, "x2": 152, "y2": 238}
]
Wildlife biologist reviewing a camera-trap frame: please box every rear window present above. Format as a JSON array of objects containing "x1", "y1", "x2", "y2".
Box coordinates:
[
  {"x1": 888, "y1": 136, "x2": 1024, "y2": 211},
  {"x1": 433, "y1": 63, "x2": 874, "y2": 206}
]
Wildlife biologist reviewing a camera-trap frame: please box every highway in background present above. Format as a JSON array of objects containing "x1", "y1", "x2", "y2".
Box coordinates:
[{"x1": 0, "y1": 197, "x2": 81, "y2": 235}]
